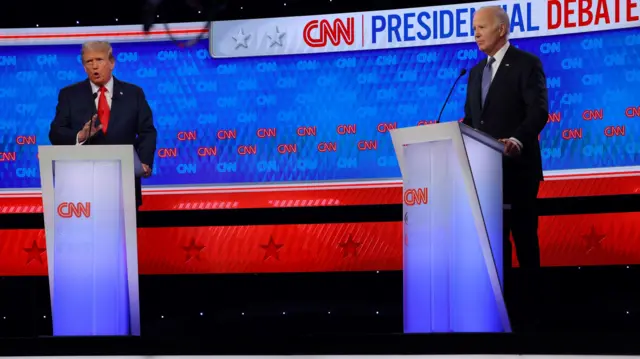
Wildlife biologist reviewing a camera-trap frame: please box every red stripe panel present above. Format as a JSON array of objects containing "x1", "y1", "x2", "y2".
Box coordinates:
[
  {"x1": 0, "y1": 176, "x2": 638, "y2": 213},
  {"x1": 0, "y1": 222, "x2": 403, "y2": 276},
  {"x1": 0, "y1": 229, "x2": 48, "y2": 276},
  {"x1": 537, "y1": 212, "x2": 640, "y2": 267},
  {"x1": 139, "y1": 187, "x2": 402, "y2": 210},
  {"x1": 538, "y1": 177, "x2": 640, "y2": 198},
  {"x1": 137, "y1": 223, "x2": 402, "y2": 274},
  {"x1": 139, "y1": 176, "x2": 640, "y2": 209},
  {"x1": 1, "y1": 213, "x2": 639, "y2": 276},
  {"x1": 0, "y1": 29, "x2": 208, "y2": 40},
  {"x1": 0, "y1": 187, "x2": 403, "y2": 213},
  {"x1": 0, "y1": 197, "x2": 43, "y2": 213}
]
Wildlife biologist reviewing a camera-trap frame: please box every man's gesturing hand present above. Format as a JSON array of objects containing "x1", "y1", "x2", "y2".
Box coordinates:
[{"x1": 77, "y1": 114, "x2": 102, "y2": 143}]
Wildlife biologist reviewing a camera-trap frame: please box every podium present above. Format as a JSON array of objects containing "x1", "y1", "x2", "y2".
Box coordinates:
[
  {"x1": 390, "y1": 122, "x2": 510, "y2": 333},
  {"x1": 38, "y1": 145, "x2": 142, "y2": 336}
]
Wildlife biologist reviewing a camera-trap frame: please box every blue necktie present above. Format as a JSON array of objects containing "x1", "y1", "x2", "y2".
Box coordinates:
[{"x1": 481, "y1": 57, "x2": 495, "y2": 107}]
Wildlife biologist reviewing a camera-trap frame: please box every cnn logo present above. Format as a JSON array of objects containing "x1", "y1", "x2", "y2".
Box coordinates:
[
  {"x1": 57, "y1": 202, "x2": 91, "y2": 218},
  {"x1": 403, "y1": 188, "x2": 428, "y2": 206}
]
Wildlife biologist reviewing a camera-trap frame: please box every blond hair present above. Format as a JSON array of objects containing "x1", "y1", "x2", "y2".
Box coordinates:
[{"x1": 81, "y1": 41, "x2": 114, "y2": 61}]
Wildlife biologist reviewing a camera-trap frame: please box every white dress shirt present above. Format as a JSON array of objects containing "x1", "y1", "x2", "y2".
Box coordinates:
[
  {"x1": 487, "y1": 41, "x2": 510, "y2": 81},
  {"x1": 485, "y1": 41, "x2": 523, "y2": 150},
  {"x1": 76, "y1": 77, "x2": 114, "y2": 145}
]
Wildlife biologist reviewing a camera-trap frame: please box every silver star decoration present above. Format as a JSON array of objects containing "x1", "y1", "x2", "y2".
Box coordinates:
[
  {"x1": 267, "y1": 26, "x2": 286, "y2": 47},
  {"x1": 232, "y1": 28, "x2": 251, "y2": 49}
]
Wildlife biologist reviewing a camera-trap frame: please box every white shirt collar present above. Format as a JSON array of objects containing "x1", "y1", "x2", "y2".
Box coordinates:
[
  {"x1": 90, "y1": 76, "x2": 114, "y2": 98},
  {"x1": 490, "y1": 41, "x2": 510, "y2": 66}
]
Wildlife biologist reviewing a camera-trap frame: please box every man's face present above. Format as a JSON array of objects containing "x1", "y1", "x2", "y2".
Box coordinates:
[
  {"x1": 82, "y1": 50, "x2": 114, "y2": 86},
  {"x1": 473, "y1": 9, "x2": 505, "y2": 56}
]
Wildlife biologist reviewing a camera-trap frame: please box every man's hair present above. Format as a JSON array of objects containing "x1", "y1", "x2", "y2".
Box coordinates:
[
  {"x1": 81, "y1": 41, "x2": 114, "y2": 61},
  {"x1": 481, "y1": 6, "x2": 511, "y2": 36}
]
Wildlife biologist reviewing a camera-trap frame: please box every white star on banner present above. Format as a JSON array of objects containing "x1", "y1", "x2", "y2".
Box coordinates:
[
  {"x1": 232, "y1": 29, "x2": 251, "y2": 49},
  {"x1": 267, "y1": 26, "x2": 285, "y2": 47}
]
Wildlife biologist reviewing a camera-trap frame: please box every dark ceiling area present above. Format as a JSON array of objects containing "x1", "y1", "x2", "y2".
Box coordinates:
[{"x1": 0, "y1": 0, "x2": 479, "y2": 29}]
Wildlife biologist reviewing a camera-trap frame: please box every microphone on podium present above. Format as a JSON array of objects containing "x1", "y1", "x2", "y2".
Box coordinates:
[
  {"x1": 435, "y1": 68, "x2": 467, "y2": 124},
  {"x1": 87, "y1": 92, "x2": 100, "y2": 145}
]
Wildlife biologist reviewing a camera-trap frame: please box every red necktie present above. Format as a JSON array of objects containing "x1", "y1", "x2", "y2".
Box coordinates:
[{"x1": 97, "y1": 86, "x2": 110, "y2": 133}]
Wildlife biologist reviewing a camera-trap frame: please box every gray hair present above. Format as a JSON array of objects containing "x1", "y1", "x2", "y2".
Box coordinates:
[
  {"x1": 81, "y1": 41, "x2": 114, "y2": 61},
  {"x1": 480, "y1": 6, "x2": 511, "y2": 36}
]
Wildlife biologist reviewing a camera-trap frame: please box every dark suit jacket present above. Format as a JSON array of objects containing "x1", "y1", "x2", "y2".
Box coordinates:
[
  {"x1": 463, "y1": 45, "x2": 548, "y2": 201},
  {"x1": 49, "y1": 77, "x2": 157, "y2": 207}
]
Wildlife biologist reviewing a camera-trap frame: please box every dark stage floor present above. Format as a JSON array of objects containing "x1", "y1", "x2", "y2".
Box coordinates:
[{"x1": 1, "y1": 265, "x2": 639, "y2": 338}]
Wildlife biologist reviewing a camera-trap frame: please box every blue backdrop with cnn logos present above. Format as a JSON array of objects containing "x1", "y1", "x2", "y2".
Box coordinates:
[{"x1": 0, "y1": 27, "x2": 639, "y2": 188}]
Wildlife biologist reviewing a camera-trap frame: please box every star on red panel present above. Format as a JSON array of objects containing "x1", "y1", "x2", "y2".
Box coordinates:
[
  {"x1": 182, "y1": 238, "x2": 205, "y2": 262},
  {"x1": 261, "y1": 236, "x2": 283, "y2": 260},
  {"x1": 583, "y1": 225, "x2": 606, "y2": 253},
  {"x1": 339, "y1": 235, "x2": 362, "y2": 258},
  {"x1": 24, "y1": 240, "x2": 46, "y2": 265}
]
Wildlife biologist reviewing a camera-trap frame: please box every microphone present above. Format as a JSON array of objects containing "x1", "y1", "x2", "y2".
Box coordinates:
[
  {"x1": 435, "y1": 68, "x2": 467, "y2": 124},
  {"x1": 86, "y1": 92, "x2": 100, "y2": 145}
]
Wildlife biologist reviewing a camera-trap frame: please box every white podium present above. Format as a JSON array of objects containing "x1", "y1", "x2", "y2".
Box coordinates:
[
  {"x1": 38, "y1": 145, "x2": 142, "y2": 336},
  {"x1": 390, "y1": 122, "x2": 510, "y2": 333}
]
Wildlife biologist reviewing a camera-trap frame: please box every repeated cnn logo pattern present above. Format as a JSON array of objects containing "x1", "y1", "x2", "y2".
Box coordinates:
[{"x1": 0, "y1": 27, "x2": 639, "y2": 189}]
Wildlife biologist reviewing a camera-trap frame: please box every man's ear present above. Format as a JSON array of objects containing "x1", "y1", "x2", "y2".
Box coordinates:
[{"x1": 499, "y1": 23, "x2": 508, "y2": 37}]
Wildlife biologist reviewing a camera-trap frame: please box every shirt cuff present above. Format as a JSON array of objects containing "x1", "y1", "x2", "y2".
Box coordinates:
[
  {"x1": 76, "y1": 133, "x2": 86, "y2": 145},
  {"x1": 508, "y1": 137, "x2": 522, "y2": 149}
]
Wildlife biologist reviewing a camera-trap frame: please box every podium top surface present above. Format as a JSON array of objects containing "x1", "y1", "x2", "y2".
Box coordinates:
[
  {"x1": 38, "y1": 145, "x2": 136, "y2": 161},
  {"x1": 389, "y1": 122, "x2": 504, "y2": 179},
  {"x1": 389, "y1": 122, "x2": 504, "y2": 153},
  {"x1": 39, "y1": 145, "x2": 144, "y2": 177},
  {"x1": 458, "y1": 123, "x2": 505, "y2": 153}
]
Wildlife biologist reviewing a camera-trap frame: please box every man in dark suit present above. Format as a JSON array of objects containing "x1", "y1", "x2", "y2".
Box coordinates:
[
  {"x1": 49, "y1": 41, "x2": 157, "y2": 209},
  {"x1": 464, "y1": 5, "x2": 548, "y2": 269},
  {"x1": 463, "y1": 6, "x2": 548, "y2": 330}
]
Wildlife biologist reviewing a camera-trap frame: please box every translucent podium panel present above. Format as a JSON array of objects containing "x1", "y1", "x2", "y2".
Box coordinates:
[
  {"x1": 51, "y1": 160, "x2": 129, "y2": 336},
  {"x1": 402, "y1": 140, "x2": 506, "y2": 333},
  {"x1": 462, "y1": 134, "x2": 505, "y2": 289}
]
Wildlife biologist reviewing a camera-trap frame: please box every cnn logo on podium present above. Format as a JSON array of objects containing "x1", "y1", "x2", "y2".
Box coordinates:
[
  {"x1": 57, "y1": 202, "x2": 91, "y2": 218},
  {"x1": 403, "y1": 188, "x2": 428, "y2": 206}
]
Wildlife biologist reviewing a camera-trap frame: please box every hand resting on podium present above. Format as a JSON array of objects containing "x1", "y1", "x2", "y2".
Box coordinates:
[
  {"x1": 141, "y1": 163, "x2": 151, "y2": 178},
  {"x1": 498, "y1": 138, "x2": 522, "y2": 157}
]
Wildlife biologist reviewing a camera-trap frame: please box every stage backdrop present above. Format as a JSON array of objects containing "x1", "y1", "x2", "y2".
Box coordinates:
[
  {"x1": 0, "y1": 0, "x2": 639, "y2": 274},
  {"x1": 0, "y1": 0, "x2": 638, "y2": 190}
]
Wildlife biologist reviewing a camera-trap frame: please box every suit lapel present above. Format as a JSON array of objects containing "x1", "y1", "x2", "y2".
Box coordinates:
[
  {"x1": 472, "y1": 59, "x2": 486, "y2": 115},
  {"x1": 482, "y1": 47, "x2": 515, "y2": 114},
  {"x1": 108, "y1": 77, "x2": 124, "y2": 133},
  {"x1": 81, "y1": 79, "x2": 96, "y2": 111}
]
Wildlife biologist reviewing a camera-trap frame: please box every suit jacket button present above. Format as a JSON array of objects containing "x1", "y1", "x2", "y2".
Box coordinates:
[{"x1": 480, "y1": 121, "x2": 484, "y2": 125}]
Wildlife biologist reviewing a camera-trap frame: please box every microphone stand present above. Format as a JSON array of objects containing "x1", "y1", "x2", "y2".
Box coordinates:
[
  {"x1": 87, "y1": 92, "x2": 98, "y2": 145},
  {"x1": 436, "y1": 69, "x2": 467, "y2": 124}
]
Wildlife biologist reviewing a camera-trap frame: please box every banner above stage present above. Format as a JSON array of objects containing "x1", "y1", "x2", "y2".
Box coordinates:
[{"x1": 209, "y1": 0, "x2": 640, "y2": 58}]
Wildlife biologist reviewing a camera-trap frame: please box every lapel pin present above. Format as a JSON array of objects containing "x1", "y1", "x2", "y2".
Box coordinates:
[
  {"x1": 505, "y1": 63, "x2": 510, "y2": 67},
  {"x1": 120, "y1": 91, "x2": 123, "y2": 95}
]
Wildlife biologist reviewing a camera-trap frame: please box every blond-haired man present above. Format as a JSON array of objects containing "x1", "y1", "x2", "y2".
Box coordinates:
[{"x1": 49, "y1": 41, "x2": 157, "y2": 208}]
